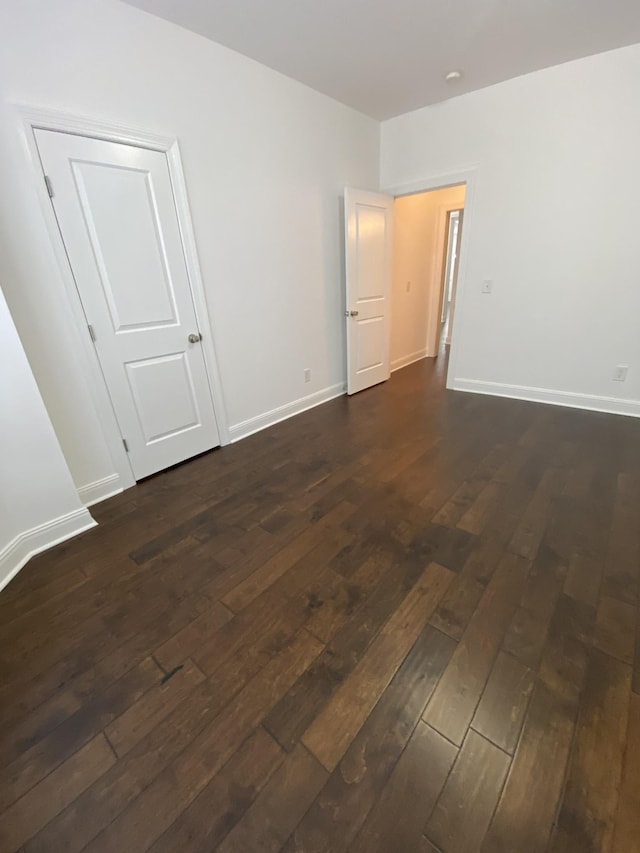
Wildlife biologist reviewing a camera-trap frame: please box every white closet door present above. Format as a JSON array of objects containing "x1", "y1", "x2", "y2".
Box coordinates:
[{"x1": 35, "y1": 129, "x2": 219, "y2": 479}]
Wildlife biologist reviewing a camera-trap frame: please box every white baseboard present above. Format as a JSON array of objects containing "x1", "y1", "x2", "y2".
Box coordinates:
[
  {"x1": 229, "y1": 382, "x2": 346, "y2": 442},
  {"x1": 0, "y1": 508, "x2": 97, "y2": 593},
  {"x1": 451, "y1": 377, "x2": 640, "y2": 418},
  {"x1": 77, "y1": 473, "x2": 123, "y2": 507},
  {"x1": 391, "y1": 349, "x2": 429, "y2": 372}
]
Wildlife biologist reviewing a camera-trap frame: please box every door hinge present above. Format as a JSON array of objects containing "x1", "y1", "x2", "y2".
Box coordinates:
[
  {"x1": 122, "y1": 438, "x2": 129, "y2": 453},
  {"x1": 87, "y1": 324, "x2": 96, "y2": 343},
  {"x1": 44, "y1": 175, "x2": 54, "y2": 198}
]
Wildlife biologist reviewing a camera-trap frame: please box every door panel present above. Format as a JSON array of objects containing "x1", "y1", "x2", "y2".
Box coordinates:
[
  {"x1": 344, "y1": 188, "x2": 393, "y2": 394},
  {"x1": 356, "y1": 317, "x2": 386, "y2": 372},
  {"x1": 73, "y1": 162, "x2": 179, "y2": 331},
  {"x1": 125, "y1": 353, "x2": 200, "y2": 443},
  {"x1": 34, "y1": 129, "x2": 219, "y2": 480},
  {"x1": 354, "y1": 206, "x2": 387, "y2": 299}
]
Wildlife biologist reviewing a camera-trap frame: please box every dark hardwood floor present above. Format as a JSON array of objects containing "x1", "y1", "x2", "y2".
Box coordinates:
[{"x1": 1, "y1": 356, "x2": 639, "y2": 852}]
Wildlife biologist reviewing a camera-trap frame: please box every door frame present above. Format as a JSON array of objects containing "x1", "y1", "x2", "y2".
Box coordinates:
[
  {"x1": 429, "y1": 205, "x2": 463, "y2": 356},
  {"x1": 15, "y1": 105, "x2": 230, "y2": 494},
  {"x1": 383, "y1": 167, "x2": 477, "y2": 391}
]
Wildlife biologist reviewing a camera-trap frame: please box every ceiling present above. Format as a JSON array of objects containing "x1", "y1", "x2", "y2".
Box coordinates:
[{"x1": 120, "y1": 0, "x2": 640, "y2": 120}]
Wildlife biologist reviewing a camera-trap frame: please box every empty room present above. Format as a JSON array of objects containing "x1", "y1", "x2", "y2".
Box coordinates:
[{"x1": 1, "y1": 1, "x2": 640, "y2": 851}]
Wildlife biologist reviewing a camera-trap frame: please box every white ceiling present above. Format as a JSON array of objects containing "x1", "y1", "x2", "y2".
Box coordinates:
[{"x1": 121, "y1": 0, "x2": 640, "y2": 120}]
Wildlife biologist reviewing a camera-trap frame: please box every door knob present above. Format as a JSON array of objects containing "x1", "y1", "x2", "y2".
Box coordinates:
[
  {"x1": 344, "y1": 310, "x2": 359, "y2": 317},
  {"x1": 188, "y1": 333, "x2": 202, "y2": 343}
]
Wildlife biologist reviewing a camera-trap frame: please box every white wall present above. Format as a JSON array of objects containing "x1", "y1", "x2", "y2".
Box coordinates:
[
  {"x1": 0, "y1": 0, "x2": 379, "y2": 497},
  {"x1": 392, "y1": 185, "x2": 465, "y2": 370},
  {"x1": 0, "y1": 284, "x2": 95, "y2": 591},
  {"x1": 382, "y1": 43, "x2": 640, "y2": 415}
]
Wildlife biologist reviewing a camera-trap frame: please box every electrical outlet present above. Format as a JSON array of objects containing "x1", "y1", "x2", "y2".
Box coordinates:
[
  {"x1": 304, "y1": 368, "x2": 311, "y2": 383},
  {"x1": 613, "y1": 365, "x2": 628, "y2": 382},
  {"x1": 482, "y1": 279, "x2": 492, "y2": 294},
  {"x1": 406, "y1": 281, "x2": 411, "y2": 292}
]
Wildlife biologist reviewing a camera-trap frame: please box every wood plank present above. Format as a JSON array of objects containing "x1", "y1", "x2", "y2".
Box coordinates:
[
  {"x1": 508, "y1": 467, "x2": 565, "y2": 560},
  {"x1": 0, "y1": 735, "x2": 116, "y2": 852},
  {"x1": 284, "y1": 625, "x2": 456, "y2": 852},
  {"x1": 425, "y1": 729, "x2": 510, "y2": 853},
  {"x1": 481, "y1": 681, "x2": 576, "y2": 853},
  {"x1": 193, "y1": 549, "x2": 333, "y2": 683},
  {"x1": 217, "y1": 744, "x2": 328, "y2": 853},
  {"x1": 104, "y1": 658, "x2": 205, "y2": 756},
  {"x1": 151, "y1": 601, "x2": 232, "y2": 673},
  {"x1": 471, "y1": 650, "x2": 535, "y2": 753},
  {"x1": 601, "y1": 472, "x2": 640, "y2": 605},
  {"x1": 456, "y1": 531, "x2": 506, "y2": 588},
  {"x1": 502, "y1": 605, "x2": 550, "y2": 670},
  {"x1": 550, "y1": 648, "x2": 631, "y2": 853},
  {"x1": 562, "y1": 457, "x2": 593, "y2": 500},
  {"x1": 518, "y1": 541, "x2": 568, "y2": 617},
  {"x1": 23, "y1": 680, "x2": 228, "y2": 853},
  {"x1": 147, "y1": 727, "x2": 284, "y2": 853},
  {"x1": 429, "y1": 574, "x2": 485, "y2": 641},
  {"x1": 0, "y1": 580, "x2": 211, "y2": 734},
  {"x1": 635, "y1": 613, "x2": 640, "y2": 695},
  {"x1": 458, "y1": 480, "x2": 505, "y2": 535},
  {"x1": 431, "y1": 526, "x2": 477, "y2": 573},
  {"x1": 612, "y1": 692, "x2": 640, "y2": 853},
  {"x1": 0, "y1": 585, "x2": 210, "y2": 740},
  {"x1": 0, "y1": 657, "x2": 160, "y2": 811},
  {"x1": 82, "y1": 629, "x2": 323, "y2": 852},
  {"x1": 221, "y1": 501, "x2": 356, "y2": 612},
  {"x1": 423, "y1": 552, "x2": 530, "y2": 745},
  {"x1": 0, "y1": 552, "x2": 146, "y2": 666},
  {"x1": 593, "y1": 596, "x2": 636, "y2": 665},
  {"x1": 501, "y1": 541, "x2": 568, "y2": 669},
  {"x1": 432, "y1": 479, "x2": 487, "y2": 528},
  {"x1": 302, "y1": 562, "x2": 453, "y2": 770},
  {"x1": 563, "y1": 552, "x2": 603, "y2": 608},
  {"x1": 304, "y1": 551, "x2": 391, "y2": 644},
  {"x1": 349, "y1": 722, "x2": 457, "y2": 853},
  {"x1": 537, "y1": 594, "x2": 594, "y2": 704},
  {"x1": 0, "y1": 540, "x2": 215, "y2": 701},
  {"x1": 0, "y1": 567, "x2": 88, "y2": 628},
  {"x1": 263, "y1": 557, "x2": 416, "y2": 752}
]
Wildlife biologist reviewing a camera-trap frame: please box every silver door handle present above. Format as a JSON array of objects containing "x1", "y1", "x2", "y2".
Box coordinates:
[
  {"x1": 344, "y1": 310, "x2": 359, "y2": 317},
  {"x1": 188, "y1": 333, "x2": 202, "y2": 343}
]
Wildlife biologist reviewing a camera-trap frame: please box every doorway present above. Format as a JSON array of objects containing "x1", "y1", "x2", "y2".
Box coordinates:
[
  {"x1": 439, "y1": 208, "x2": 464, "y2": 349},
  {"x1": 342, "y1": 179, "x2": 469, "y2": 397},
  {"x1": 390, "y1": 184, "x2": 466, "y2": 372},
  {"x1": 33, "y1": 126, "x2": 222, "y2": 481}
]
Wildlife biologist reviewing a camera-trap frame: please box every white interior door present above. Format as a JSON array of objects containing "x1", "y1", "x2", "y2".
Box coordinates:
[
  {"x1": 446, "y1": 209, "x2": 464, "y2": 346},
  {"x1": 344, "y1": 188, "x2": 394, "y2": 394},
  {"x1": 34, "y1": 129, "x2": 220, "y2": 480}
]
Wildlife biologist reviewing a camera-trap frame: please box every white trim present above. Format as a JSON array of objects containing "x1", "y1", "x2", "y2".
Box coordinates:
[
  {"x1": 15, "y1": 105, "x2": 179, "y2": 153},
  {"x1": 77, "y1": 474, "x2": 123, "y2": 507},
  {"x1": 383, "y1": 166, "x2": 478, "y2": 394},
  {"x1": 229, "y1": 383, "x2": 346, "y2": 442},
  {"x1": 451, "y1": 377, "x2": 640, "y2": 418},
  {"x1": 384, "y1": 166, "x2": 479, "y2": 199},
  {"x1": 12, "y1": 105, "x2": 231, "y2": 503},
  {"x1": 0, "y1": 508, "x2": 96, "y2": 593},
  {"x1": 391, "y1": 349, "x2": 429, "y2": 372},
  {"x1": 426, "y1": 202, "x2": 463, "y2": 356}
]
